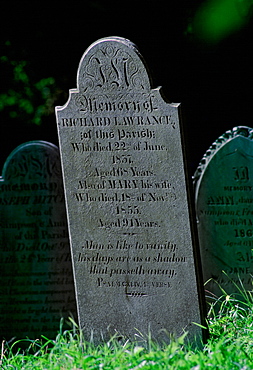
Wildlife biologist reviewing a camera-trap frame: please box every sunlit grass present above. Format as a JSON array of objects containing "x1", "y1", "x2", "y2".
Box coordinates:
[{"x1": 2, "y1": 283, "x2": 253, "y2": 369}]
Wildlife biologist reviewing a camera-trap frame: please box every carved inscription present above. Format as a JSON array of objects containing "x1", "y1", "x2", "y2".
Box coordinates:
[
  {"x1": 0, "y1": 142, "x2": 77, "y2": 340},
  {"x1": 56, "y1": 37, "x2": 204, "y2": 343},
  {"x1": 57, "y1": 114, "x2": 183, "y2": 295},
  {"x1": 195, "y1": 127, "x2": 253, "y2": 296},
  {"x1": 57, "y1": 119, "x2": 183, "y2": 295}
]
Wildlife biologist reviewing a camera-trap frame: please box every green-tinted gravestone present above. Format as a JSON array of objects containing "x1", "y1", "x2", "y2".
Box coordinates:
[
  {"x1": 194, "y1": 126, "x2": 253, "y2": 299},
  {"x1": 56, "y1": 37, "x2": 206, "y2": 344},
  {"x1": 0, "y1": 141, "x2": 77, "y2": 340}
]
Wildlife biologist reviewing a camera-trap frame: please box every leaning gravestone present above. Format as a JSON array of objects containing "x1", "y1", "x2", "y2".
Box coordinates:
[
  {"x1": 194, "y1": 126, "x2": 253, "y2": 299},
  {"x1": 55, "y1": 37, "x2": 206, "y2": 343},
  {"x1": 0, "y1": 141, "x2": 77, "y2": 341}
]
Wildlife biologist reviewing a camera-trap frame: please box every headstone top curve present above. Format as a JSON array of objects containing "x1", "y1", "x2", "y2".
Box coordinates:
[
  {"x1": 1, "y1": 140, "x2": 61, "y2": 181},
  {"x1": 193, "y1": 126, "x2": 253, "y2": 187},
  {"x1": 76, "y1": 36, "x2": 151, "y2": 93}
]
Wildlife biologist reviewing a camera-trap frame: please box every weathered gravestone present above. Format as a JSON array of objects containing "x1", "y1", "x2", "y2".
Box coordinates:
[
  {"x1": 0, "y1": 141, "x2": 77, "y2": 341},
  {"x1": 194, "y1": 126, "x2": 253, "y2": 299},
  {"x1": 55, "y1": 37, "x2": 206, "y2": 343}
]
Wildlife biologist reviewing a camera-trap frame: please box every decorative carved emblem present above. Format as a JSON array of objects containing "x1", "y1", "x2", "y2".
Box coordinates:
[
  {"x1": 77, "y1": 38, "x2": 150, "y2": 94},
  {"x1": 2, "y1": 142, "x2": 62, "y2": 180}
]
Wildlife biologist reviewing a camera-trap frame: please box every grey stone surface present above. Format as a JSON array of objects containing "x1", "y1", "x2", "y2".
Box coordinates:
[
  {"x1": 56, "y1": 37, "x2": 205, "y2": 344},
  {"x1": 194, "y1": 126, "x2": 253, "y2": 299},
  {"x1": 0, "y1": 141, "x2": 77, "y2": 340}
]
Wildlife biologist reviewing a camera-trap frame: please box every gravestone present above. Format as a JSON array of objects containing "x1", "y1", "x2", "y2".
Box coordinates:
[
  {"x1": 0, "y1": 141, "x2": 77, "y2": 341},
  {"x1": 194, "y1": 126, "x2": 253, "y2": 299},
  {"x1": 55, "y1": 37, "x2": 206, "y2": 344}
]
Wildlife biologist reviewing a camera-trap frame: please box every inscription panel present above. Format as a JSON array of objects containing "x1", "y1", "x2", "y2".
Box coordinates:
[
  {"x1": 194, "y1": 127, "x2": 253, "y2": 298},
  {"x1": 56, "y1": 37, "x2": 205, "y2": 343},
  {"x1": 0, "y1": 141, "x2": 77, "y2": 340}
]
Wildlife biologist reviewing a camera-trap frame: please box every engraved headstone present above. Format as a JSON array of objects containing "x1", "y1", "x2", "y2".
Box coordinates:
[
  {"x1": 194, "y1": 126, "x2": 253, "y2": 299},
  {"x1": 56, "y1": 37, "x2": 206, "y2": 343},
  {"x1": 0, "y1": 141, "x2": 77, "y2": 340}
]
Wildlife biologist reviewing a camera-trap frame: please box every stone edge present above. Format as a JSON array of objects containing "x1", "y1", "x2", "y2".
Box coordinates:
[
  {"x1": 0, "y1": 141, "x2": 59, "y2": 180},
  {"x1": 193, "y1": 126, "x2": 253, "y2": 187}
]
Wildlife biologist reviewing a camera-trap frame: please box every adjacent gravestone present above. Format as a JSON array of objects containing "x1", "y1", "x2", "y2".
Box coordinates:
[
  {"x1": 194, "y1": 126, "x2": 253, "y2": 299},
  {"x1": 0, "y1": 141, "x2": 77, "y2": 341},
  {"x1": 55, "y1": 37, "x2": 206, "y2": 344}
]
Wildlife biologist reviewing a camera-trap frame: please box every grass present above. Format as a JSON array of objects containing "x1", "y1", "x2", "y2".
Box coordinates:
[{"x1": 2, "y1": 281, "x2": 253, "y2": 369}]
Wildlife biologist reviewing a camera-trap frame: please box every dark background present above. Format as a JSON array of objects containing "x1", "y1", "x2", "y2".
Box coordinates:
[{"x1": 1, "y1": 0, "x2": 253, "y2": 175}]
